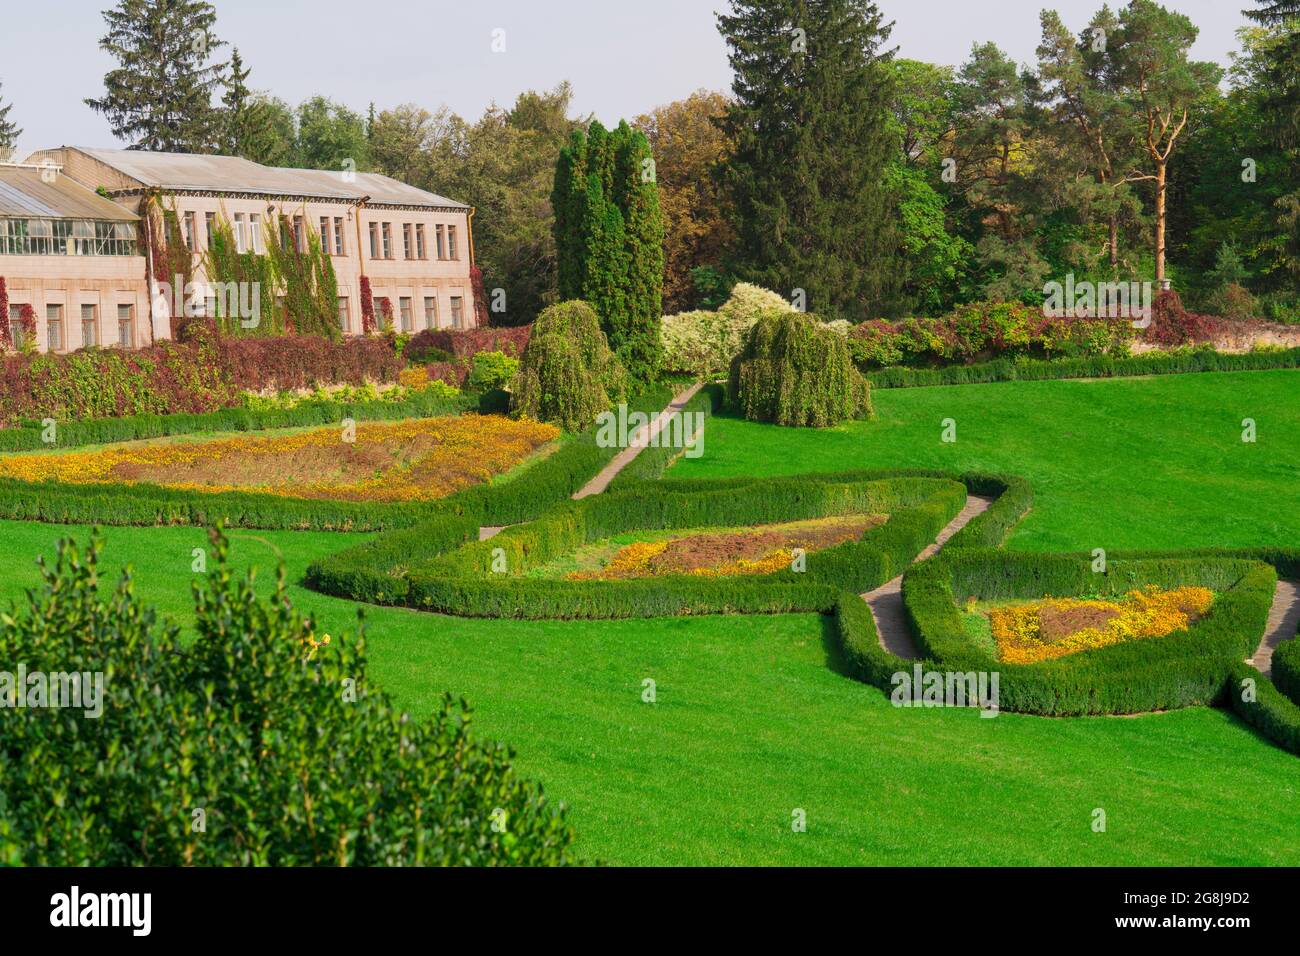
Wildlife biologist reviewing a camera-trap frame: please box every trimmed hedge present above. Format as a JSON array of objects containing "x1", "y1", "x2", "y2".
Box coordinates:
[
  {"x1": 311, "y1": 474, "x2": 967, "y2": 617},
  {"x1": 605, "y1": 384, "x2": 723, "y2": 489},
  {"x1": 865, "y1": 346, "x2": 1300, "y2": 389},
  {"x1": 0, "y1": 389, "x2": 479, "y2": 452}
]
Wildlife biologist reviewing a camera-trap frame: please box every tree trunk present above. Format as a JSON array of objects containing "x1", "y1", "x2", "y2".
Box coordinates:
[
  {"x1": 1108, "y1": 214, "x2": 1118, "y2": 269},
  {"x1": 1154, "y1": 161, "x2": 1167, "y2": 285}
]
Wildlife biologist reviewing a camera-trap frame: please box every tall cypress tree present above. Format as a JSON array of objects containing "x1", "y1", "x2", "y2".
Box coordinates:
[
  {"x1": 0, "y1": 79, "x2": 21, "y2": 158},
  {"x1": 552, "y1": 120, "x2": 664, "y2": 381},
  {"x1": 717, "y1": 0, "x2": 902, "y2": 320},
  {"x1": 86, "y1": 0, "x2": 227, "y2": 152}
]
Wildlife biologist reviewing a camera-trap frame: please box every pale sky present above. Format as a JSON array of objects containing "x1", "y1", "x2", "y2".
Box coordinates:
[{"x1": 0, "y1": 0, "x2": 1255, "y2": 160}]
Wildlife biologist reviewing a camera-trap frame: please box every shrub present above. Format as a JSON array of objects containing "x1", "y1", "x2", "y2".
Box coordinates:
[
  {"x1": 511, "y1": 301, "x2": 628, "y2": 430},
  {"x1": 728, "y1": 310, "x2": 871, "y2": 427},
  {"x1": 0, "y1": 530, "x2": 577, "y2": 865},
  {"x1": 660, "y1": 283, "x2": 796, "y2": 378},
  {"x1": 468, "y1": 350, "x2": 520, "y2": 393},
  {"x1": 0, "y1": 324, "x2": 405, "y2": 427},
  {"x1": 846, "y1": 301, "x2": 1136, "y2": 371},
  {"x1": 406, "y1": 325, "x2": 531, "y2": 362}
]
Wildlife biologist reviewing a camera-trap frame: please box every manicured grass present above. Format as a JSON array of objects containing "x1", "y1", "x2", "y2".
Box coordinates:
[
  {"x1": 676, "y1": 369, "x2": 1300, "y2": 552},
  {"x1": 2, "y1": 368, "x2": 1299, "y2": 865}
]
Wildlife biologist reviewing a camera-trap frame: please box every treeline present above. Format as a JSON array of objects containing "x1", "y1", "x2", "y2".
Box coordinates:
[{"x1": 6, "y1": 0, "x2": 1298, "y2": 327}]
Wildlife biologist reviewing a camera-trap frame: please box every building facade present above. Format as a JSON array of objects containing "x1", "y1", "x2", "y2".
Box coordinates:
[{"x1": 2, "y1": 148, "x2": 479, "y2": 353}]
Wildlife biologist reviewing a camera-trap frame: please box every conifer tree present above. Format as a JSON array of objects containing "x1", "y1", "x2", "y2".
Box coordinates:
[
  {"x1": 552, "y1": 120, "x2": 664, "y2": 381},
  {"x1": 0, "y1": 79, "x2": 21, "y2": 158},
  {"x1": 716, "y1": 0, "x2": 903, "y2": 320},
  {"x1": 86, "y1": 0, "x2": 227, "y2": 152}
]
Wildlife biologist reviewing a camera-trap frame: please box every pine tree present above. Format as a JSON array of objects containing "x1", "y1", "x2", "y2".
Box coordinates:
[
  {"x1": 1246, "y1": 1, "x2": 1300, "y2": 150},
  {"x1": 219, "y1": 47, "x2": 252, "y2": 156},
  {"x1": 86, "y1": 0, "x2": 227, "y2": 152},
  {"x1": 552, "y1": 120, "x2": 664, "y2": 381},
  {"x1": 0, "y1": 79, "x2": 21, "y2": 158},
  {"x1": 717, "y1": 0, "x2": 903, "y2": 320}
]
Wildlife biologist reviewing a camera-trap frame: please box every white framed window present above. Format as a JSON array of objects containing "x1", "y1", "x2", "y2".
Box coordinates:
[
  {"x1": 416, "y1": 224, "x2": 426, "y2": 259},
  {"x1": 399, "y1": 296, "x2": 413, "y2": 332},
  {"x1": 333, "y1": 217, "x2": 344, "y2": 256},
  {"x1": 234, "y1": 214, "x2": 246, "y2": 253},
  {"x1": 204, "y1": 212, "x2": 216, "y2": 248},
  {"x1": 46, "y1": 304, "x2": 64, "y2": 351},
  {"x1": 117, "y1": 304, "x2": 134, "y2": 347},
  {"x1": 450, "y1": 296, "x2": 463, "y2": 329},
  {"x1": 320, "y1": 217, "x2": 332, "y2": 254},
  {"x1": 337, "y1": 296, "x2": 350, "y2": 333},
  {"x1": 81, "y1": 304, "x2": 97, "y2": 348},
  {"x1": 183, "y1": 212, "x2": 197, "y2": 252},
  {"x1": 381, "y1": 223, "x2": 393, "y2": 259},
  {"x1": 448, "y1": 225, "x2": 458, "y2": 260},
  {"x1": 435, "y1": 224, "x2": 445, "y2": 259},
  {"x1": 423, "y1": 295, "x2": 437, "y2": 329}
]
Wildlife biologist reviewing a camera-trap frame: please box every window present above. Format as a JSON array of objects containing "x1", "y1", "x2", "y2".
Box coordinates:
[
  {"x1": 337, "y1": 296, "x2": 350, "y2": 333},
  {"x1": 293, "y1": 216, "x2": 305, "y2": 253},
  {"x1": 416, "y1": 224, "x2": 426, "y2": 259},
  {"x1": 424, "y1": 296, "x2": 438, "y2": 329},
  {"x1": 320, "y1": 217, "x2": 332, "y2": 255},
  {"x1": 448, "y1": 226, "x2": 459, "y2": 260},
  {"x1": 369, "y1": 222, "x2": 379, "y2": 259},
  {"x1": 381, "y1": 223, "x2": 393, "y2": 259},
  {"x1": 399, "y1": 296, "x2": 413, "y2": 332},
  {"x1": 117, "y1": 304, "x2": 134, "y2": 348},
  {"x1": 402, "y1": 224, "x2": 413, "y2": 260},
  {"x1": 205, "y1": 212, "x2": 216, "y2": 248},
  {"x1": 450, "y1": 296, "x2": 464, "y2": 329},
  {"x1": 233, "y1": 214, "x2": 246, "y2": 253},
  {"x1": 183, "y1": 212, "x2": 197, "y2": 252},
  {"x1": 46, "y1": 304, "x2": 63, "y2": 351},
  {"x1": 81, "y1": 304, "x2": 97, "y2": 348},
  {"x1": 435, "y1": 224, "x2": 445, "y2": 259},
  {"x1": 372, "y1": 297, "x2": 385, "y2": 323},
  {"x1": 333, "y1": 217, "x2": 344, "y2": 256},
  {"x1": 8, "y1": 304, "x2": 24, "y2": 349},
  {"x1": 248, "y1": 214, "x2": 261, "y2": 254}
]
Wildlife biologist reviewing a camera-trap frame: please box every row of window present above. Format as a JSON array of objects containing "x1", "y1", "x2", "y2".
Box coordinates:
[
  {"x1": 337, "y1": 294, "x2": 466, "y2": 334},
  {"x1": 366, "y1": 221, "x2": 459, "y2": 262},
  {"x1": 179, "y1": 211, "x2": 460, "y2": 262},
  {"x1": 8, "y1": 303, "x2": 136, "y2": 351},
  {"x1": 0, "y1": 219, "x2": 137, "y2": 257}
]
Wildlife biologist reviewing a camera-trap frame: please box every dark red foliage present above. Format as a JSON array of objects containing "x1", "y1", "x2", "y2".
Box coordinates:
[
  {"x1": 406, "y1": 324, "x2": 531, "y2": 361},
  {"x1": 425, "y1": 361, "x2": 470, "y2": 388},
  {"x1": 360, "y1": 275, "x2": 376, "y2": 334},
  {"x1": 0, "y1": 276, "x2": 9, "y2": 349},
  {"x1": 1142, "y1": 290, "x2": 1232, "y2": 347}
]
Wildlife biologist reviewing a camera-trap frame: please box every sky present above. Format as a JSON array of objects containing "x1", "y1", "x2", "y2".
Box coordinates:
[{"x1": 0, "y1": 0, "x2": 1257, "y2": 161}]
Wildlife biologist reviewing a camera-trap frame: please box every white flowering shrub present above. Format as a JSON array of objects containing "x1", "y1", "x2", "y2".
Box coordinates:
[{"x1": 660, "y1": 283, "x2": 794, "y2": 378}]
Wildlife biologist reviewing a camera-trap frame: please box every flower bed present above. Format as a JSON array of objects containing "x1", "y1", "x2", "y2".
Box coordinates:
[
  {"x1": 983, "y1": 586, "x2": 1215, "y2": 664},
  {"x1": 565, "y1": 514, "x2": 886, "y2": 580},
  {"x1": 0, "y1": 416, "x2": 558, "y2": 503}
]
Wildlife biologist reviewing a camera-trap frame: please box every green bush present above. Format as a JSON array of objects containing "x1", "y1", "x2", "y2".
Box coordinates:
[
  {"x1": 0, "y1": 530, "x2": 577, "y2": 865},
  {"x1": 728, "y1": 310, "x2": 871, "y2": 427},
  {"x1": 467, "y1": 350, "x2": 520, "y2": 393},
  {"x1": 511, "y1": 301, "x2": 629, "y2": 431}
]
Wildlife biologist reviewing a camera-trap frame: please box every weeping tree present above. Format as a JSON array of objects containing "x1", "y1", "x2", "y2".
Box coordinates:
[
  {"x1": 728, "y1": 311, "x2": 871, "y2": 427},
  {"x1": 511, "y1": 300, "x2": 629, "y2": 430}
]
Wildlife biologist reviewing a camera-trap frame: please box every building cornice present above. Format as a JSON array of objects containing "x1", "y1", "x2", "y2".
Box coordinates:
[{"x1": 105, "y1": 186, "x2": 469, "y2": 214}]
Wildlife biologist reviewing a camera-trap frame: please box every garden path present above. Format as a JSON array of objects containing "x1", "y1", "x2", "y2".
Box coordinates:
[
  {"x1": 479, "y1": 382, "x2": 705, "y2": 541},
  {"x1": 861, "y1": 494, "x2": 995, "y2": 659},
  {"x1": 1251, "y1": 580, "x2": 1300, "y2": 678}
]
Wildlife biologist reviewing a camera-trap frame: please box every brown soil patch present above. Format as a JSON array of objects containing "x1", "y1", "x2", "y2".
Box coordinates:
[{"x1": 1037, "y1": 604, "x2": 1122, "y2": 643}]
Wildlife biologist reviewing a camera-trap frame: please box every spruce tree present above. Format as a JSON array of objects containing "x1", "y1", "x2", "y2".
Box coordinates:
[
  {"x1": 717, "y1": 0, "x2": 903, "y2": 320},
  {"x1": 220, "y1": 47, "x2": 252, "y2": 156},
  {"x1": 86, "y1": 0, "x2": 227, "y2": 152},
  {"x1": 552, "y1": 120, "x2": 664, "y2": 381},
  {"x1": 1247, "y1": 1, "x2": 1300, "y2": 149},
  {"x1": 0, "y1": 79, "x2": 21, "y2": 158}
]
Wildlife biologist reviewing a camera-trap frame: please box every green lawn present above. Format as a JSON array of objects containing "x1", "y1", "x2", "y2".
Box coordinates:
[{"x1": 3, "y1": 368, "x2": 1300, "y2": 865}]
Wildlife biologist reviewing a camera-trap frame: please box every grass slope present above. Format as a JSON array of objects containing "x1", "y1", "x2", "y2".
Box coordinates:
[{"x1": 1, "y1": 369, "x2": 1299, "y2": 864}]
